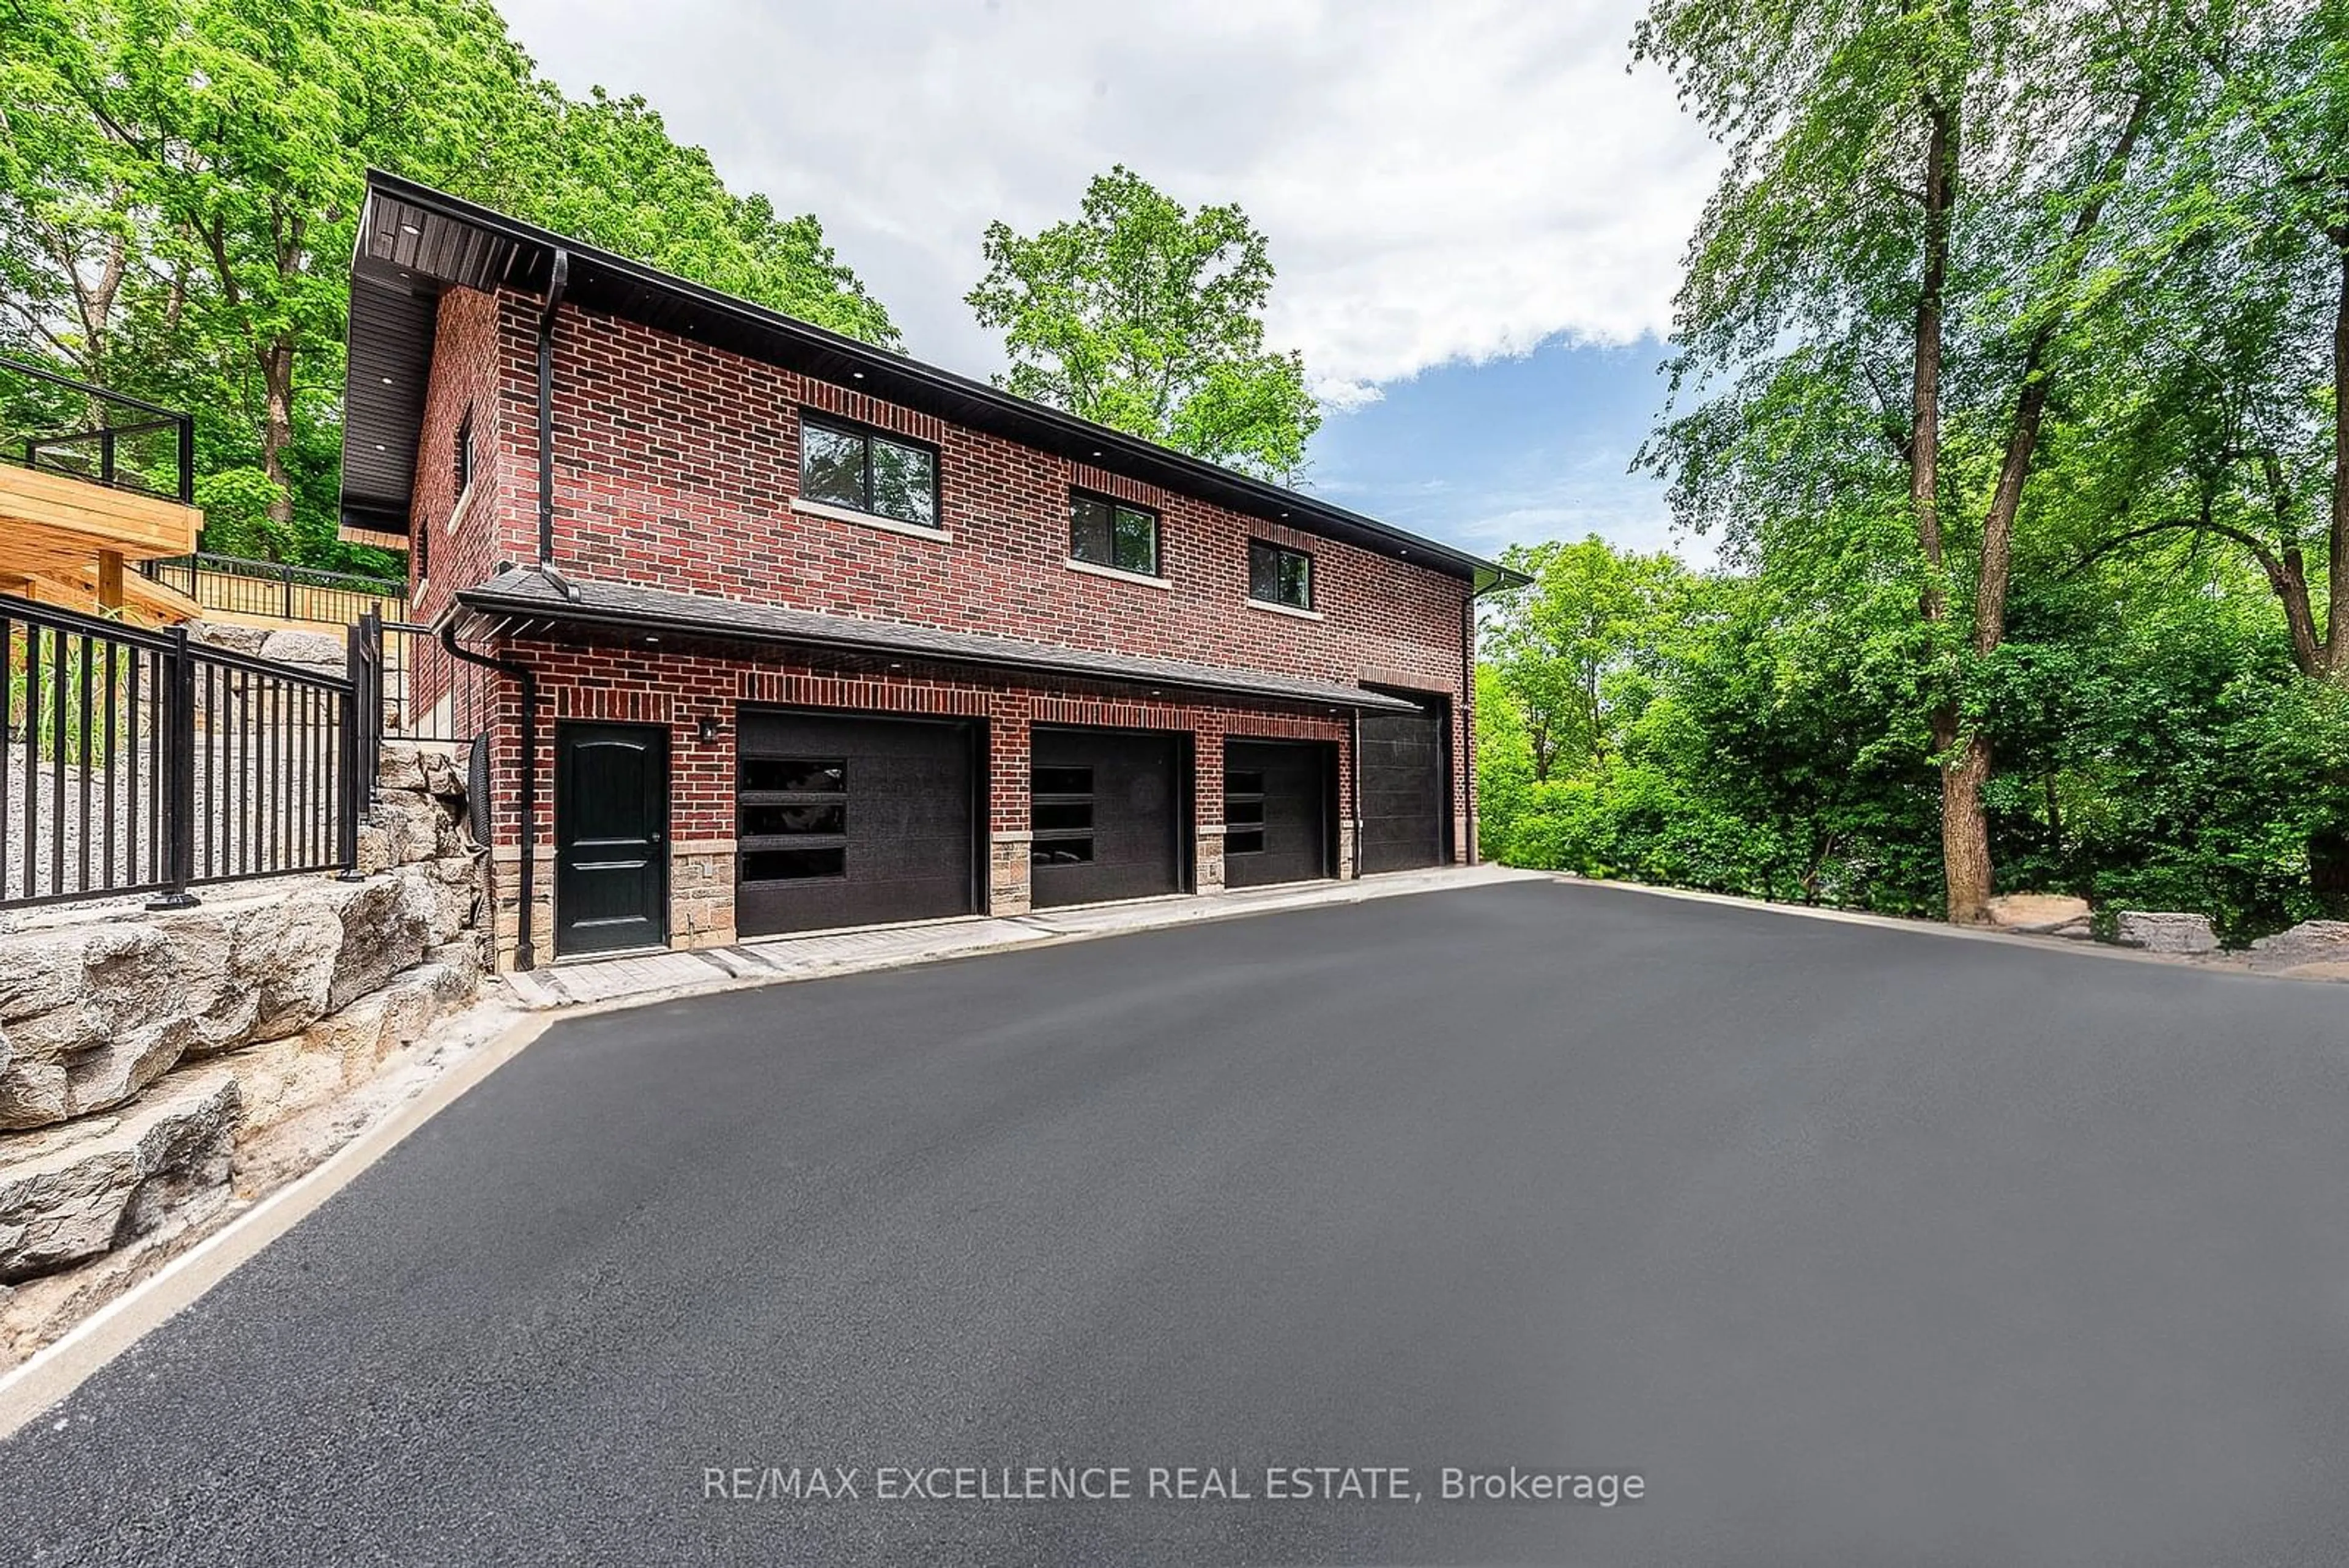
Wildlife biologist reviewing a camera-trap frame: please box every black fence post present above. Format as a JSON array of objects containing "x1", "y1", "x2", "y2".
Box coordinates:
[
  {"x1": 145, "y1": 625, "x2": 199, "y2": 910},
  {"x1": 338, "y1": 612, "x2": 381, "y2": 879}
]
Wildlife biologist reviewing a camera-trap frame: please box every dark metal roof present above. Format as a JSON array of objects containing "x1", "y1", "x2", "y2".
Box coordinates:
[
  {"x1": 340, "y1": 169, "x2": 1524, "y2": 590},
  {"x1": 455, "y1": 566, "x2": 1425, "y2": 713}
]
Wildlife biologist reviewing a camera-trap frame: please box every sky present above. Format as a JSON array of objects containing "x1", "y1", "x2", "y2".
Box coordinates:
[{"x1": 495, "y1": 0, "x2": 1724, "y2": 563}]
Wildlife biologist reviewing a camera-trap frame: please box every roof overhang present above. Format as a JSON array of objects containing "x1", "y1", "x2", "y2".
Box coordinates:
[
  {"x1": 453, "y1": 568, "x2": 1426, "y2": 715},
  {"x1": 340, "y1": 170, "x2": 1525, "y2": 590}
]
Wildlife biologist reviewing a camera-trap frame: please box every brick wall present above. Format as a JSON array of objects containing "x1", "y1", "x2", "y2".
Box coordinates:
[
  {"x1": 475, "y1": 641, "x2": 1356, "y2": 966},
  {"x1": 408, "y1": 284, "x2": 1474, "y2": 840},
  {"x1": 404, "y1": 287, "x2": 529, "y2": 726}
]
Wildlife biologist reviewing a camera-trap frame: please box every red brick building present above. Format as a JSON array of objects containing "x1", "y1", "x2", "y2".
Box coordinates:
[{"x1": 338, "y1": 173, "x2": 1519, "y2": 969}]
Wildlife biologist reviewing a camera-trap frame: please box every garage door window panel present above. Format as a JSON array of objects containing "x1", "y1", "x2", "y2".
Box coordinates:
[
  {"x1": 1225, "y1": 768, "x2": 1267, "y2": 856},
  {"x1": 741, "y1": 755, "x2": 850, "y2": 882},
  {"x1": 1033, "y1": 767, "x2": 1096, "y2": 866},
  {"x1": 743, "y1": 847, "x2": 846, "y2": 881}
]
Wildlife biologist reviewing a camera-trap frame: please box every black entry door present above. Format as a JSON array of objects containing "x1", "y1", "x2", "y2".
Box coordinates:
[
  {"x1": 554, "y1": 721, "x2": 669, "y2": 957},
  {"x1": 1031, "y1": 727, "x2": 1182, "y2": 908},
  {"x1": 1224, "y1": 739, "x2": 1332, "y2": 888},
  {"x1": 1357, "y1": 694, "x2": 1449, "y2": 875},
  {"x1": 735, "y1": 710, "x2": 976, "y2": 937}
]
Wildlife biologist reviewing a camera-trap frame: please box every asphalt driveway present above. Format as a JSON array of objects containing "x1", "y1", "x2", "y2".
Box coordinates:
[{"x1": 7, "y1": 879, "x2": 2349, "y2": 1565}]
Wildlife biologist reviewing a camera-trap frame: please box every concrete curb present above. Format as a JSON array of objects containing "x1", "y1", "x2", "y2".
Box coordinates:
[{"x1": 0, "y1": 1013, "x2": 552, "y2": 1443}]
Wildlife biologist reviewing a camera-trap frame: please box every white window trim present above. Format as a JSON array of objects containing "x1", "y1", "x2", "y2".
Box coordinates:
[
  {"x1": 1064, "y1": 557, "x2": 1171, "y2": 591},
  {"x1": 447, "y1": 482, "x2": 478, "y2": 536},
  {"x1": 1244, "y1": 595, "x2": 1323, "y2": 622},
  {"x1": 790, "y1": 494, "x2": 952, "y2": 542}
]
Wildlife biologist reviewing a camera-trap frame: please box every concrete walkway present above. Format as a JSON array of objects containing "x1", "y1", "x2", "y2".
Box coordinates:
[{"x1": 503, "y1": 863, "x2": 1544, "y2": 1011}]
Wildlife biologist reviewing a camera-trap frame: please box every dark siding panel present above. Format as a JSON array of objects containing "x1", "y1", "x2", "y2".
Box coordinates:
[{"x1": 736, "y1": 710, "x2": 974, "y2": 936}]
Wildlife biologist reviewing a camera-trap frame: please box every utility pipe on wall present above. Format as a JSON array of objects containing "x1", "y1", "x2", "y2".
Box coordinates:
[
  {"x1": 536, "y1": 248, "x2": 570, "y2": 565},
  {"x1": 441, "y1": 623, "x2": 540, "y2": 971}
]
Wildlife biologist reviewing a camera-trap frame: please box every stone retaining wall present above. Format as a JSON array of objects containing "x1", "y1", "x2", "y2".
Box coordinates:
[{"x1": 0, "y1": 741, "x2": 488, "y2": 1290}]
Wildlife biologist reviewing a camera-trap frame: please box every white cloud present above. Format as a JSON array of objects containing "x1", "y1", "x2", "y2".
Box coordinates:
[{"x1": 495, "y1": 0, "x2": 1720, "y2": 395}]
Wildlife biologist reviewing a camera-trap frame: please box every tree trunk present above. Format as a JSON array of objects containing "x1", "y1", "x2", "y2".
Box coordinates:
[
  {"x1": 1942, "y1": 730, "x2": 1995, "y2": 923},
  {"x1": 2327, "y1": 230, "x2": 2349, "y2": 675},
  {"x1": 1912, "y1": 100, "x2": 1991, "y2": 920},
  {"x1": 1942, "y1": 91, "x2": 2152, "y2": 923},
  {"x1": 260, "y1": 336, "x2": 296, "y2": 543},
  {"x1": 1912, "y1": 102, "x2": 1955, "y2": 603}
]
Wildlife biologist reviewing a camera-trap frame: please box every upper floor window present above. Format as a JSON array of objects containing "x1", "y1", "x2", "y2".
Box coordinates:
[
  {"x1": 1249, "y1": 540, "x2": 1313, "y2": 612},
  {"x1": 453, "y1": 405, "x2": 476, "y2": 500},
  {"x1": 1069, "y1": 491, "x2": 1159, "y2": 577},
  {"x1": 800, "y1": 414, "x2": 938, "y2": 529}
]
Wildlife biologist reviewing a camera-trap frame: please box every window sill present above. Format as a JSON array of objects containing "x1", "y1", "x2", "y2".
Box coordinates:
[
  {"x1": 447, "y1": 483, "x2": 478, "y2": 536},
  {"x1": 790, "y1": 494, "x2": 952, "y2": 542},
  {"x1": 1064, "y1": 557, "x2": 1171, "y2": 591},
  {"x1": 1244, "y1": 596, "x2": 1323, "y2": 622}
]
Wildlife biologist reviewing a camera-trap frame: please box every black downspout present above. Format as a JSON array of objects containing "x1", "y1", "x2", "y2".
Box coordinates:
[
  {"x1": 537, "y1": 247, "x2": 570, "y2": 565},
  {"x1": 466, "y1": 244, "x2": 567, "y2": 973},
  {"x1": 1349, "y1": 708, "x2": 1363, "y2": 880},
  {"x1": 1461, "y1": 584, "x2": 1478, "y2": 866},
  {"x1": 441, "y1": 622, "x2": 540, "y2": 970}
]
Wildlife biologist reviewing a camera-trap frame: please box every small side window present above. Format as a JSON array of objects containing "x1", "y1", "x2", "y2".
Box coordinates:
[{"x1": 454, "y1": 406, "x2": 476, "y2": 500}]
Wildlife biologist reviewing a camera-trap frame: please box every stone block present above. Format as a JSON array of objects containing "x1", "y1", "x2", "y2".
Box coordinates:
[
  {"x1": 2113, "y1": 910, "x2": 2219, "y2": 955},
  {"x1": 1985, "y1": 893, "x2": 2093, "y2": 937},
  {"x1": 257, "y1": 627, "x2": 346, "y2": 673},
  {"x1": 2249, "y1": 920, "x2": 2349, "y2": 973},
  {"x1": 322, "y1": 871, "x2": 436, "y2": 1011},
  {"x1": 0, "y1": 1071, "x2": 238, "y2": 1281}
]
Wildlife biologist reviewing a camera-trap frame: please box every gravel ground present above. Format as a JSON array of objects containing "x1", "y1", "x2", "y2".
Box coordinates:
[{"x1": 2, "y1": 724, "x2": 352, "y2": 904}]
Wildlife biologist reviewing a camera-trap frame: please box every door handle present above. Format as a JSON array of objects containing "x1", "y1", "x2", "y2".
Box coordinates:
[{"x1": 650, "y1": 830, "x2": 664, "y2": 844}]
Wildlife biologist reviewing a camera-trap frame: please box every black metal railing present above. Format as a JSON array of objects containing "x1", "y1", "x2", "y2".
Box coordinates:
[
  {"x1": 140, "y1": 551, "x2": 409, "y2": 625},
  {"x1": 374, "y1": 617, "x2": 494, "y2": 743},
  {"x1": 2, "y1": 354, "x2": 194, "y2": 504},
  {"x1": 353, "y1": 612, "x2": 495, "y2": 849},
  {"x1": 1, "y1": 591, "x2": 363, "y2": 908}
]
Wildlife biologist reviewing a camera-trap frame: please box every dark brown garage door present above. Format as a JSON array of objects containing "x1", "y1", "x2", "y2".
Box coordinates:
[
  {"x1": 1031, "y1": 727, "x2": 1183, "y2": 908},
  {"x1": 735, "y1": 710, "x2": 977, "y2": 937},
  {"x1": 1223, "y1": 738, "x2": 1332, "y2": 888},
  {"x1": 1357, "y1": 693, "x2": 1449, "y2": 874}
]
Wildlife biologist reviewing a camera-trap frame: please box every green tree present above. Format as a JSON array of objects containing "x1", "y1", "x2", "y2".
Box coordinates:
[
  {"x1": 494, "y1": 85, "x2": 897, "y2": 346},
  {"x1": 1, "y1": 0, "x2": 897, "y2": 568},
  {"x1": 1635, "y1": 0, "x2": 2195, "y2": 921},
  {"x1": 1482, "y1": 536, "x2": 1690, "y2": 782},
  {"x1": 967, "y1": 165, "x2": 1319, "y2": 481}
]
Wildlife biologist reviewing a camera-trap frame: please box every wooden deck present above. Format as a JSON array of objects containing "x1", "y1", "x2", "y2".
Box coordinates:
[{"x1": 0, "y1": 464, "x2": 204, "y2": 623}]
